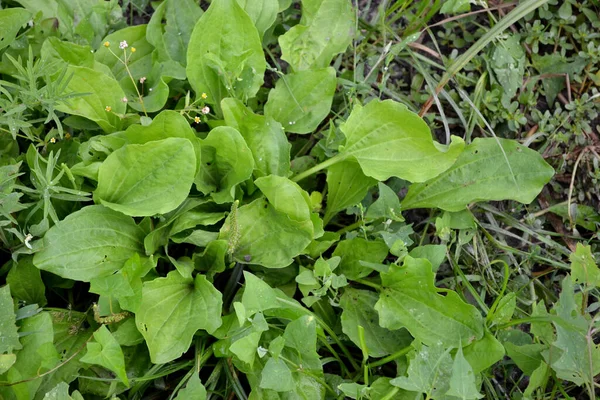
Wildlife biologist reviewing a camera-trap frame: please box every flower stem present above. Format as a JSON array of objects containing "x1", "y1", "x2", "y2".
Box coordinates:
[{"x1": 291, "y1": 153, "x2": 346, "y2": 183}]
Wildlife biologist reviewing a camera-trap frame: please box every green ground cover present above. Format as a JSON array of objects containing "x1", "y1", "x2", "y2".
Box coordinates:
[{"x1": 0, "y1": 0, "x2": 599, "y2": 398}]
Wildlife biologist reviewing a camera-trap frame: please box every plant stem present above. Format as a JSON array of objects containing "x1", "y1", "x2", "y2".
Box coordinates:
[
  {"x1": 291, "y1": 154, "x2": 346, "y2": 183},
  {"x1": 368, "y1": 346, "x2": 411, "y2": 369}
]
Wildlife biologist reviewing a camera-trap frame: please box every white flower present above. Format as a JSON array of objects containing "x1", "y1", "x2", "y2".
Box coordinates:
[
  {"x1": 24, "y1": 233, "x2": 33, "y2": 249},
  {"x1": 121, "y1": 97, "x2": 128, "y2": 103},
  {"x1": 139, "y1": 76, "x2": 146, "y2": 84},
  {"x1": 119, "y1": 40, "x2": 128, "y2": 49},
  {"x1": 201, "y1": 106, "x2": 210, "y2": 115}
]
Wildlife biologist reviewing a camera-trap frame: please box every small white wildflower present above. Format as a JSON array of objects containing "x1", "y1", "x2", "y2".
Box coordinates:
[
  {"x1": 119, "y1": 40, "x2": 128, "y2": 49},
  {"x1": 24, "y1": 233, "x2": 33, "y2": 249},
  {"x1": 139, "y1": 76, "x2": 147, "y2": 84},
  {"x1": 201, "y1": 106, "x2": 210, "y2": 115},
  {"x1": 121, "y1": 97, "x2": 128, "y2": 103}
]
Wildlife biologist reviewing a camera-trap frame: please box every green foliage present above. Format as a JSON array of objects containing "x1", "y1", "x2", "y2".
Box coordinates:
[{"x1": 1, "y1": 1, "x2": 596, "y2": 399}]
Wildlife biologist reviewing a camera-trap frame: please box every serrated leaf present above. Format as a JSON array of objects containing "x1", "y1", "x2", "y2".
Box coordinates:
[
  {"x1": 264, "y1": 67, "x2": 337, "y2": 134},
  {"x1": 339, "y1": 100, "x2": 464, "y2": 182},
  {"x1": 95, "y1": 138, "x2": 196, "y2": 216},
  {"x1": 375, "y1": 256, "x2": 484, "y2": 348},
  {"x1": 80, "y1": 325, "x2": 129, "y2": 386},
  {"x1": 340, "y1": 288, "x2": 412, "y2": 358},
  {"x1": 33, "y1": 206, "x2": 145, "y2": 282},
  {"x1": 187, "y1": 0, "x2": 266, "y2": 108},
  {"x1": 403, "y1": 138, "x2": 554, "y2": 211},
  {"x1": 136, "y1": 271, "x2": 222, "y2": 363}
]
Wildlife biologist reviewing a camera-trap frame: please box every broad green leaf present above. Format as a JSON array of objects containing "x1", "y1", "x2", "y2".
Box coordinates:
[
  {"x1": 230, "y1": 331, "x2": 262, "y2": 365},
  {"x1": 175, "y1": 373, "x2": 207, "y2": 400},
  {"x1": 408, "y1": 245, "x2": 446, "y2": 272},
  {"x1": 548, "y1": 277, "x2": 600, "y2": 386},
  {"x1": 222, "y1": 98, "x2": 291, "y2": 178},
  {"x1": 524, "y1": 362, "x2": 550, "y2": 399},
  {"x1": 195, "y1": 127, "x2": 254, "y2": 204},
  {"x1": 40, "y1": 37, "x2": 95, "y2": 74},
  {"x1": 446, "y1": 346, "x2": 484, "y2": 399},
  {"x1": 490, "y1": 293, "x2": 516, "y2": 326},
  {"x1": 504, "y1": 342, "x2": 545, "y2": 376},
  {"x1": 35, "y1": 309, "x2": 92, "y2": 397},
  {"x1": 403, "y1": 138, "x2": 554, "y2": 211},
  {"x1": 255, "y1": 175, "x2": 312, "y2": 223},
  {"x1": 242, "y1": 272, "x2": 280, "y2": 316},
  {"x1": 187, "y1": 0, "x2": 266, "y2": 108},
  {"x1": 390, "y1": 342, "x2": 453, "y2": 398},
  {"x1": 3, "y1": 312, "x2": 58, "y2": 400},
  {"x1": 89, "y1": 273, "x2": 134, "y2": 299},
  {"x1": 0, "y1": 354, "x2": 16, "y2": 375},
  {"x1": 237, "y1": 0, "x2": 278, "y2": 39},
  {"x1": 95, "y1": 138, "x2": 196, "y2": 216},
  {"x1": 136, "y1": 271, "x2": 222, "y2": 363},
  {"x1": 112, "y1": 318, "x2": 144, "y2": 347},
  {"x1": 147, "y1": 0, "x2": 203, "y2": 69},
  {"x1": 365, "y1": 182, "x2": 404, "y2": 222},
  {"x1": 6, "y1": 257, "x2": 46, "y2": 307},
  {"x1": 113, "y1": 110, "x2": 202, "y2": 172},
  {"x1": 340, "y1": 288, "x2": 412, "y2": 357},
  {"x1": 55, "y1": 65, "x2": 126, "y2": 132},
  {"x1": 463, "y1": 331, "x2": 505, "y2": 374},
  {"x1": 375, "y1": 256, "x2": 484, "y2": 348},
  {"x1": 324, "y1": 160, "x2": 376, "y2": 223},
  {"x1": 569, "y1": 243, "x2": 600, "y2": 289},
  {"x1": 220, "y1": 179, "x2": 316, "y2": 268},
  {"x1": 264, "y1": 67, "x2": 337, "y2": 134},
  {"x1": 33, "y1": 205, "x2": 145, "y2": 282},
  {"x1": 260, "y1": 358, "x2": 295, "y2": 392},
  {"x1": 339, "y1": 100, "x2": 465, "y2": 182},
  {"x1": 80, "y1": 325, "x2": 129, "y2": 387},
  {"x1": 283, "y1": 316, "x2": 320, "y2": 371},
  {"x1": 332, "y1": 238, "x2": 388, "y2": 280},
  {"x1": 279, "y1": 0, "x2": 354, "y2": 70},
  {"x1": 0, "y1": 285, "x2": 20, "y2": 354},
  {"x1": 0, "y1": 9, "x2": 31, "y2": 52}
]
